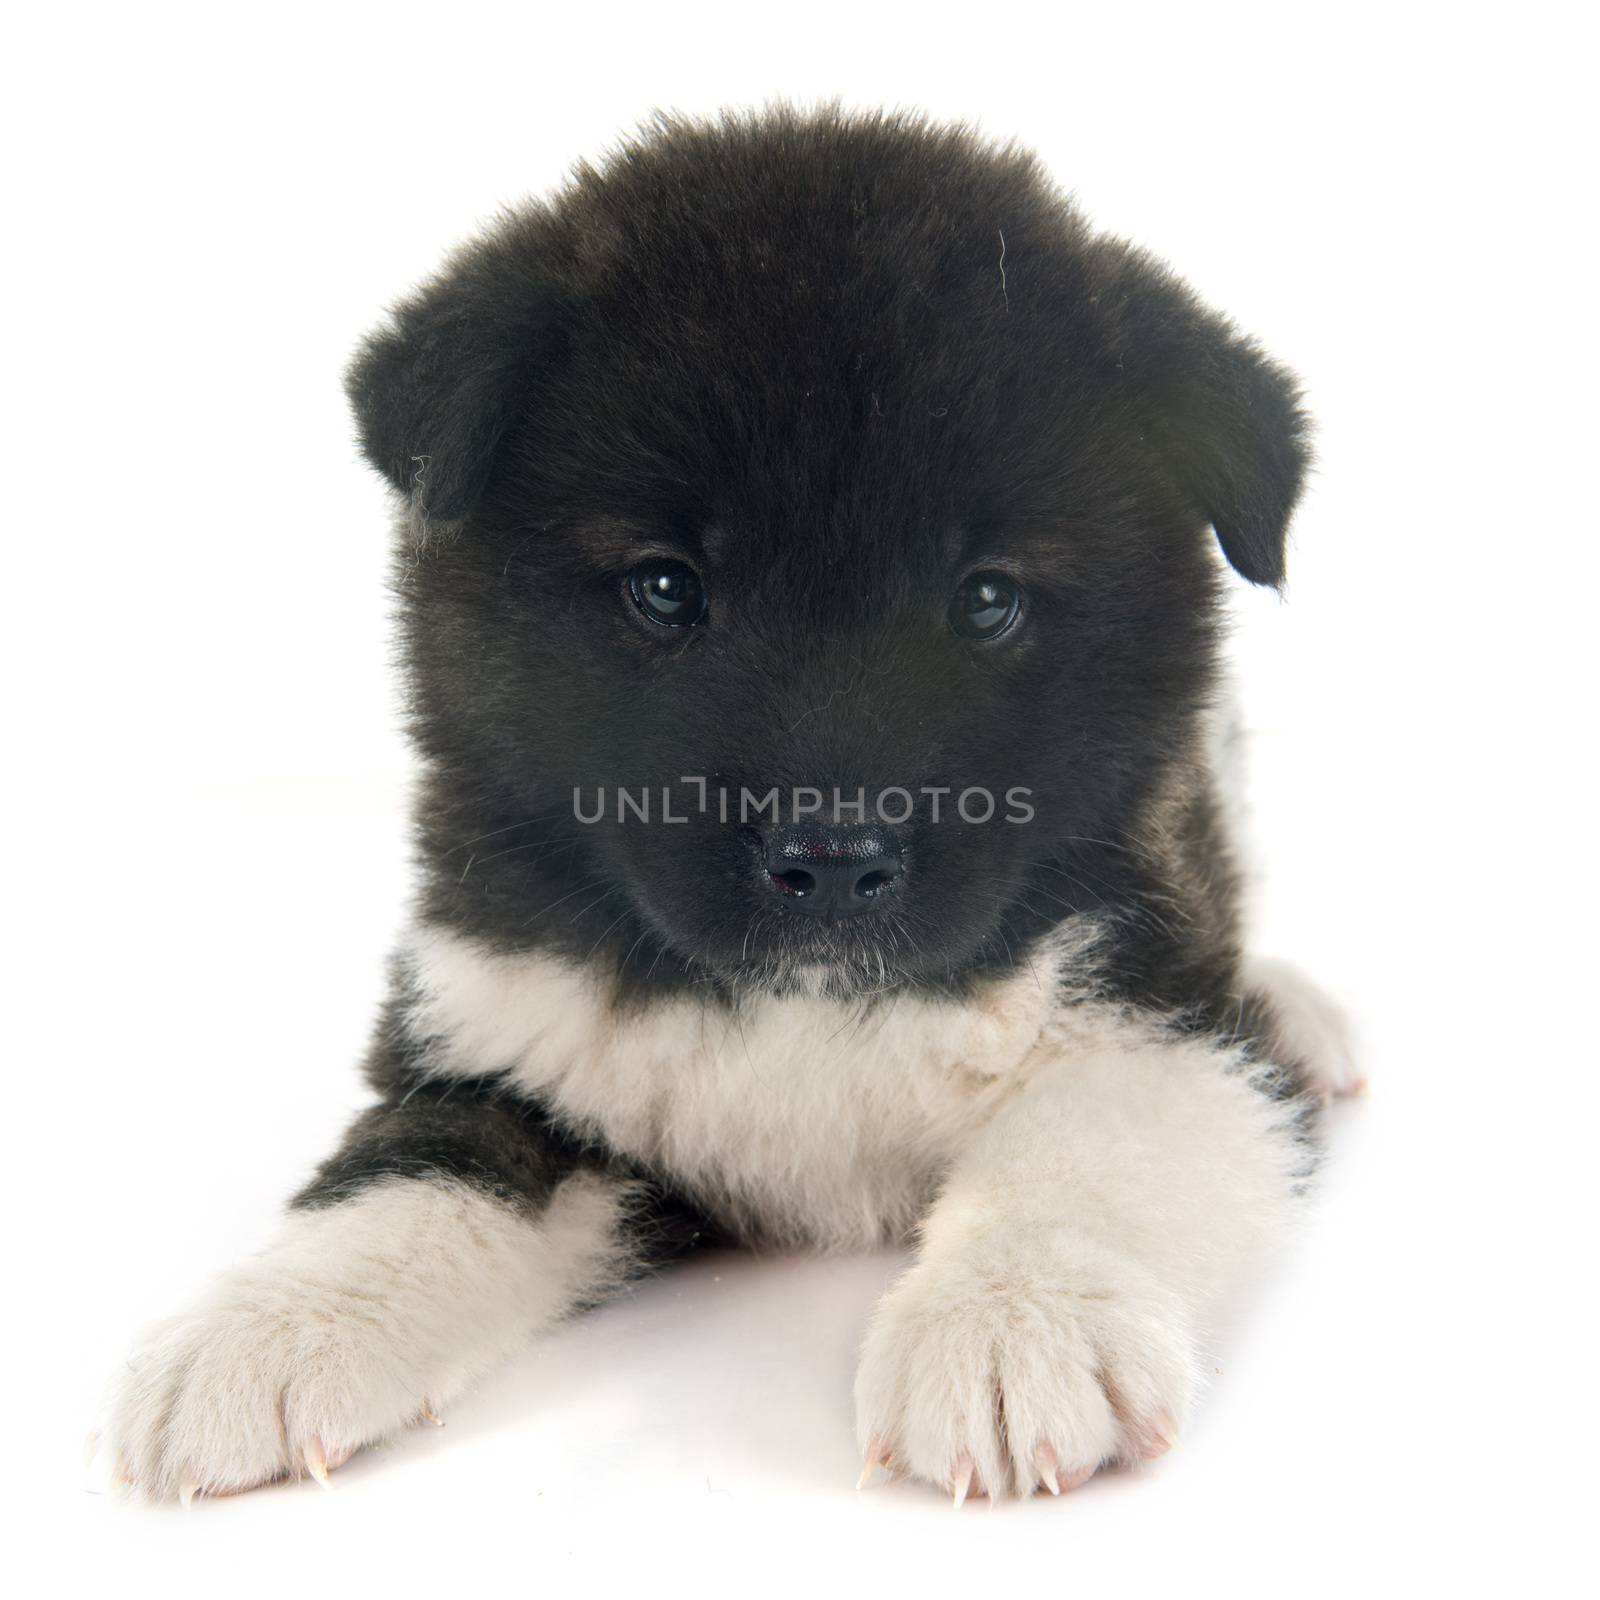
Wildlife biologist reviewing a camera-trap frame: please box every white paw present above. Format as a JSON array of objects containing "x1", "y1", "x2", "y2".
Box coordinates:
[
  {"x1": 97, "y1": 1172, "x2": 634, "y2": 1501},
  {"x1": 854, "y1": 1240, "x2": 1194, "y2": 1502},
  {"x1": 98, "y1": 1247, "x2": 440, "y2": 1502},
  {"x1": 93, "y1": 1180, "x2": 518, "y2": 1503},
  {"x1": 1246, "y1": 955, "x2": 1365, "y2": 1102}
]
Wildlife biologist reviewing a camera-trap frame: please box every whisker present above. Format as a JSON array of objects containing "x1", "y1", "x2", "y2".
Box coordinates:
[
  {"x1": 441, "y1": 809, "x2": 561, "y2": 856},
  {"x1": 583, "y1": 906, "x2": 634, "y2": 964},
  {"x1": 520, "y1": 877, "x2": 611, "y2": 928}
]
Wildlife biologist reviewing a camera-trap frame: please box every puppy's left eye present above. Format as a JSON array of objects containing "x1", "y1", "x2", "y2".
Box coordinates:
[
  {"x1": 949, "y1": 571, "x2": 1022, "y2": 640},
  {"x1": 628, "y1": 559, "x2": 707, "y2": 627}
]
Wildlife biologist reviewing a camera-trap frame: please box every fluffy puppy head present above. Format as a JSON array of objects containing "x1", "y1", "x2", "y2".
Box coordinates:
[{"x1": 346, "y1": 105, "x2": 1309, "y2": 998}]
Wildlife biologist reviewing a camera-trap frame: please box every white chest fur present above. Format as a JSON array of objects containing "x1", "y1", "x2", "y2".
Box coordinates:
[{"x1": 400, "y1": 926, "x2": 1091, "y2": 1247}]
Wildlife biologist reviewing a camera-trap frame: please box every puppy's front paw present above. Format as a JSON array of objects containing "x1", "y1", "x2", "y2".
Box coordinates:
[
  {"x1": 854, "y1": 1243, "x2": 1194, "y2": 1502},
  {"x1": 99, "y1": 1218, "x2": 448, "y2": 1502}
]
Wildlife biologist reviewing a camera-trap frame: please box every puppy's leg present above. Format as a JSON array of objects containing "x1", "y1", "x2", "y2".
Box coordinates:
[
  {"x1": 1243, "y1": 955, "x2": 1365, "y2": 1102},
  {"x1": 101, "y1": 1087, "x2": 672, "y2": 1502},
  {"x1": 854, "y1": 1015, "x2": 1312, "y2": 1500}
]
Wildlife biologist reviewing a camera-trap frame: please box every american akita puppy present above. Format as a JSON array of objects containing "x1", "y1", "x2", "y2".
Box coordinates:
[{"x1": 101, "y1": 105, "x2": 1358, "y2": 1506}]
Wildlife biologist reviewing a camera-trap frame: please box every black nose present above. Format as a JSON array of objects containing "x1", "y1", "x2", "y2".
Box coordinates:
[{"x1": 763, "y1": 823, "x2": 904, "y2": 916}]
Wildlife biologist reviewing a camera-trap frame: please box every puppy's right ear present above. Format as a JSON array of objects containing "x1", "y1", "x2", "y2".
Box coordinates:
[
  {"x1": 344, "y1": 222, "x2": 561, "y2": 525},
  {"x1": 1096, "y1": 243, "x2": 1310, "y2": 589}
]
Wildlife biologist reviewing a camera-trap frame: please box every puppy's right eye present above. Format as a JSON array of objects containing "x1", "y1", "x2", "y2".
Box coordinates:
[
  {"x1": 627, "y1": 559, "x2": 707, "y2": 627},
  {"x1": 949, "y1": 570, "x2": 1023, "y2": 641}
]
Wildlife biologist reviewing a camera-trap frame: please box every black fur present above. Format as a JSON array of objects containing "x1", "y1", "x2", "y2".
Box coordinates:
[
  {"x1": 294, "y1": 982, "x2": 725, "y2": 1260},
  {"x1": 344, "y1": 106, "x2": 1308, "y2": 1036},
  {"x1": 293, "y1": 1084, "x2": 584, "y2": 1213}
]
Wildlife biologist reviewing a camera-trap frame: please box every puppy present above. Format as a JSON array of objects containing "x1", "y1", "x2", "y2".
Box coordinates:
[{"x1": 100, "y1": 105, "x2": 1358, "y2": 1505}]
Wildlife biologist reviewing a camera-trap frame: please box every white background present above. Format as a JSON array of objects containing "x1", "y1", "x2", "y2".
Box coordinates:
[{"x1": 4, "y1": 3, "x2": 1595, "y2": 1594}]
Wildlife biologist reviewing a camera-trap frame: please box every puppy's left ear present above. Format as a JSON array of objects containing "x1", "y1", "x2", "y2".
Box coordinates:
[
  {"x1": 1113, "y1": 254, "x2": 1311, "y2": 588},
  {"x1": 344, "y1": 219, "x2": 562, "y2": 527}
]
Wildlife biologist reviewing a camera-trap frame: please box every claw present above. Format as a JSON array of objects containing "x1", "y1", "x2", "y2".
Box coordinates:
[
  {"x1": 420, "y1": 1402, "x2": 445, "y2": 1428},
  {"x1": 1135, "y1": 1412, "x2": 1179, "y2": 1461},
  {"x1": 303, "y1": 1435, "x2": 334, "y2": 1490},
  {"x1": 951, "y1": 1461, "x2": 974, "y2": 1510},
  {"x1": 178, "y1": 1477, "x2": 199, "y2": 1510},
  {"x1": 858, "y1": 1438, "x2": 889, "y2": 1490},
  {"x1": 1034, "y1": 1445, "x2": 1061, "y2": 1496}
]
